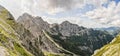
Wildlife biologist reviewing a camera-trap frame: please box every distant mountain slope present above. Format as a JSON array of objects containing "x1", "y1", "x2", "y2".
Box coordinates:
[
  {"x1": 0, "y1": 5, "x2": 34, "y2": 56},
  {"x1": 17, "y1": 13, "x2": 114, "y2": 56},
  {"x1": 92, "y1": 34, "x2": 120, "y2": 56},
  {"x1": 95, "y1": 27, "x2": 120, "y2": 36}
]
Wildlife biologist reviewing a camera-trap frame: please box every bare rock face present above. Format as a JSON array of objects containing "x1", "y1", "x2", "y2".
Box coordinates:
[
  {"x1": 17, "y1": 13, "x2": 114, "y2": 56},
  {"x1": 17, "y1": 13, "x2": 49, "y2": 37},
  {"x1": 14, "y1": 23, "x2": 44, "y2": 56},
  {"x1": 59, "y1": 21, "x2": 86, "y2": 36}
]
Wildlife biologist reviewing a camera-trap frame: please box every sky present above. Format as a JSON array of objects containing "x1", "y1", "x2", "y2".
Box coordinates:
[{"x1": 0, "y1": 0, "x2": 120, "y2": 28}]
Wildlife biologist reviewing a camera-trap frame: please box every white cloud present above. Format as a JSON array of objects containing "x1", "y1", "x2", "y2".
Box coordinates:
[
  {"x1": 20, "y1": 0, "x2": 109, "y2": 15},
  {"x1": 42, "y1": 16, "x2": 110, "y2": 28},
  {"x1": 0, "y1": 0, "x2": 109, "y2": 18},
  {"x1": 85, "y1": 1, "x2": 120, "y2": 27},
  {"x1": 20, "y1": 0, "x2": 86, "y2": 15},
  {"x1": 85, "y1": 0, "x2": 108, "y2": 7}
]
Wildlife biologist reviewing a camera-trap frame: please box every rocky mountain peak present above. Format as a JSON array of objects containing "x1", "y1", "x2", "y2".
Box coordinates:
[
  {"x1": 17, "y1": 13, "x2": 49, "y2": 37},
  {"x1": 60, "y1": 20, "x2": 85, "y2": 29},
  {"x1": 61, "y1": 21, "x2": 72, "y2": 25},
  {"x1": 22, "y1": 13, "x2": 32, "y2": 17},
  {"x1": 58, "y1": 21, "x2": 86, "y2": 36},
  {"x1": 17, "y1": 13, "x2": 33, "y2": 22}
]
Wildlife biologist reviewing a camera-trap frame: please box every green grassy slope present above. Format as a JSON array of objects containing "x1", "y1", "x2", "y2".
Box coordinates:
[
  {"x1": 93, "y1": 34, "x2": 120, "y2": 56},
  {"x1": 0, "y1": 5, "x2": 33, "y2": 56}
]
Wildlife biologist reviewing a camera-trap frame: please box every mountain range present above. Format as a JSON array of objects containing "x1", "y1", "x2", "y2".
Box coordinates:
[
  {"x1": 95, "y1": 27, "x2": 120, "y2": 36},
  {"x1": 0, "y1": 5, "x2": 119, "y2": 56},
  {"x1": 17, "y1": 13, "x2": 115, "y2": 56}
]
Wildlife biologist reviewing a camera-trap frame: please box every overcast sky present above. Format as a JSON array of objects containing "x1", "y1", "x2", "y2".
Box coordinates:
[{"x1": 0, "y1": 0, "x2": 120, "y2": 28}]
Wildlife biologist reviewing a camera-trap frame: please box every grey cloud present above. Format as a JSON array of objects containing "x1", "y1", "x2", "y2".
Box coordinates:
[{"x1": 47, "y1": 0, "x2": 84, "y2": 10}]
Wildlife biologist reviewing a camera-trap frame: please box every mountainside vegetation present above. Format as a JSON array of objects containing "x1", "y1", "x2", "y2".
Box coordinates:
[{"x1": 93, "y1": 34, "x2": 120, "y2": 56}]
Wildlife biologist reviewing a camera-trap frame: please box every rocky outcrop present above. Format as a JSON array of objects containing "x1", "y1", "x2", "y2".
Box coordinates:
[
  {"x1": 17, "y1": 13, "x2": 49, "y2": 37},
  {"x1": 18, "y1": 13, "x2": 114, "y2": 56},
  {"x1": 13, "y1": 23, "x2": 44, "y2": 56}
]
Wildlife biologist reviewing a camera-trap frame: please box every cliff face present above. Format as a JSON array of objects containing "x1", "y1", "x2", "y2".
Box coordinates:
[
  {"x1": 17, "y1": 13, "x2": 114, "y2": 56},
  {"x1": 17, "y1": 13, "x2": 49, "y2": 37}
]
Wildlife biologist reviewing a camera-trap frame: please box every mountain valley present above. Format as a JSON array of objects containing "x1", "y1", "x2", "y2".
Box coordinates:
[{"x1": 0, "y1": 5, "x2": 119, "y2": 56}]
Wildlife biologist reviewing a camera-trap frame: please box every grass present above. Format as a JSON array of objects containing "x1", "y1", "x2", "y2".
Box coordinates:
[
  {"x1": 0, "y1": 28, "x2": 33, "y2": 56},
  {"x1": 14, "y1": 42, "x2": 33, "y2": 56},
  {"x1": 93, "y1": 35, "x2": 120, "y2": 56},
  {"x1": 43, "y1": 51, "x2": 65, "y2": 56}
]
